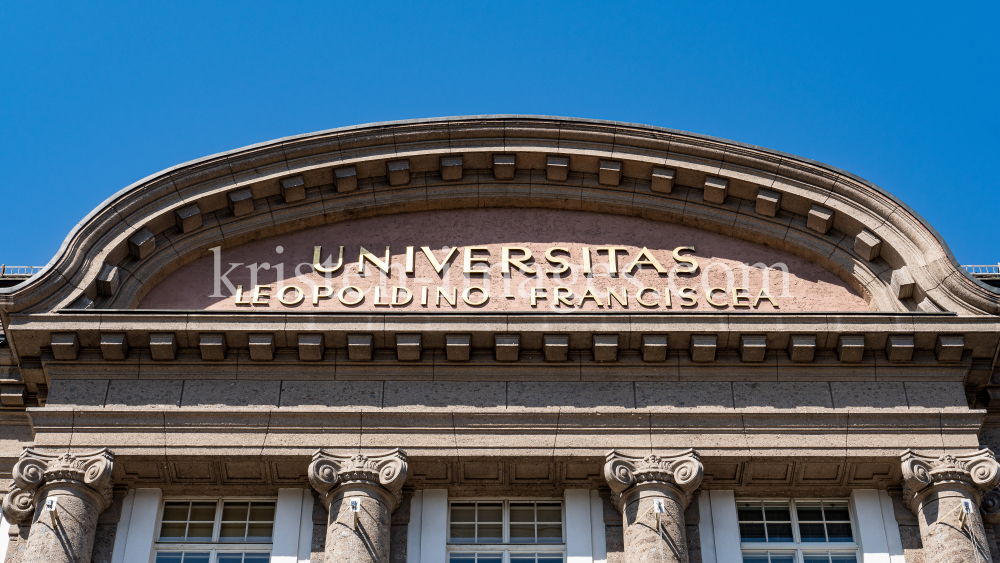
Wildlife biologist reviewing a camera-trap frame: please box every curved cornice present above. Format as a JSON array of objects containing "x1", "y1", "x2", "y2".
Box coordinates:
[{"x1": 1, "y1": 115, "x2": 997, "y2": 320}]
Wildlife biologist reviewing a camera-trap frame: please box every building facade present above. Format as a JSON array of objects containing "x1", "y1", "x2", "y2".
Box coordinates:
[{"x1": 1, "y1": 116, "x2": 999, "y2": 563}]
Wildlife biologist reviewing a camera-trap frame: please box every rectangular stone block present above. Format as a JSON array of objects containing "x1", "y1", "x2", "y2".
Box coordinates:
[
  {"x1": 96, "y1": 263, "x2": 120, "y2": 296},
  {"x1": 642, "y1": 334, "x2": 668, "y2": 362},
  {"x1": 598, "y1": 160, "x2": 621, "y2": 186},
  {"x1": 335, "y1": 166, "x2": 358, "y2": 192},
  {"x1": 788, "y1": 334, "x2": 817, "y2": 363},
  {"x1": 298, "y1": 333, "x2": 324, "y2": 362},
  {"x1": 484, "y1": 154, "x2": 514, "y2": 181},
  {"x1": 100, "y1": 333, "x2": 129, "y2": 361},
  {"x1": 690, "y1": 334, "x2": 717, "y2": 363},
  {"x1": 703, "y1": 176, "x2": 728, "y2": 204},
  {"x1": 885, "y1": 334, "x2": 915, "y2": 362},
  {"x1": 228, "y1": 188, "x2": 254, "y2": 216},
  {"x1": 248, "y1": 333, "x2": 275, "y2": 361},
  {"x1": 396, "y1": 333, "x2": 423, "y2": 361},
  {"x1": 593, "y1": 334, "x2": 619, "y2": 362},
  {"x1": 446, "y1": 334, "x2": 471, "y2": 361},
  {"x1": 837, "y1": 335, "x2": 865, "y2": 363},
  {"x1": 855, "y1": 228, "x2": 882, "y2": 261},
  {"x1": 51, "y1": 332, "x2": 80, "y2": 360},
  {"x1": 495, "y1": 334, "x2": 520, "y2": 362},
  {"x1": 348, "y1": 334, "x2": 373, "y2": 361},
  {"x1": 387, "y1": 159, "x2": 411, "y2": 186},
  {"x1": 651, "y1": 167, "x2": 675, "y2": 194},
  {"x1": 807, "y1": 204, "x2": 834, "y2": 234},
  {"x1": 546, "y1": 156, "x2": 569, "y2": 181},
  {"x1": 128, "y1": 227, "x2": 156, "y2": 260},
  {"x1": 755, "y1": 188, "x2": 782, "y2": 217},
  {"x1": 199, "y1": 333, "x2": 226, "y2": 361},
  {"x1": 175, "y1": 203, "x2": 203, "y2": 233},
  {"x1": 890, "y1": 266, "x2": 915, "y2": 299},
  {"x1": 440, "y1": 156, "x2": 463, "y2": 181},
  {"x1": 935, "y1": 335, "x2": 965, "y2": 362},
  {"x1": 150, "y1": 333, "x2": 177, "y2": 361},
  {"x1": 1, "y1": 383, "x2": 26, "y2": 407},
  {"x1": 740, "y1": 335, "x2": 767, "y2": 362},
  {"x1": 280, "y1": 175, "x2": 306, "y2": 203},
  {"x1": 543, "y1": 334, "x2": 569, "y2": 362}
]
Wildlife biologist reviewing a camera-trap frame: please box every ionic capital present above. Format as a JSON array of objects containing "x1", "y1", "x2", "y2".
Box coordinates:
[
  {"x1": 2, "y1": 448, "x2": 115, "y2": 525},
  {"x1": 901, "y1": 448, "x2": 1000, "y2": 512},
  {"x1": 308, "y1": 448, "x2": 408, "y2": 510},
  {"x1": 603, "y1": 449, "x2": 704, "y2": 511}
]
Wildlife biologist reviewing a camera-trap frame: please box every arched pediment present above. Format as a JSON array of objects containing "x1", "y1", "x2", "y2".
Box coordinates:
[{"x1": 1, "y1": 116, "x2": 997, "y2": 318}]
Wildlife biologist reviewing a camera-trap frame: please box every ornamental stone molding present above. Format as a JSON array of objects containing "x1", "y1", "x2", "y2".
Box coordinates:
[
  {"x1": 2, "y1": 448, "x2": 114, "y2": 525},
  {"x1": 900, "y1": 448, "x2": 1000, "y2": 511},
  {"x1": 603, "y1": 449, "x2": 704, "y2": 511},
  {"x1": 308, "y1": 448, "x2": 408, "y2": 510}
]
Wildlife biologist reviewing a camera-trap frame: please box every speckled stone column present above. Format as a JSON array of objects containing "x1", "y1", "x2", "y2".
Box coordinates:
[
  {"x1": 604, "y1": 449, "x2": 703, "y2": 563},
  {"x1": 902, "y1": 449, "x2": 1000, "y2": 563},
  {"x1": 1, "y1": 448, "x2": 114, "y2": 563},
  {"x1": 308, "y1": 449, "x2": 408, "y2": 563}
]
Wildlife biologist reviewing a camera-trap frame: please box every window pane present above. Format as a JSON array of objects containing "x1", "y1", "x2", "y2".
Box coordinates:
[
  {"x1": 510, "y1": 556, "x2": 536, "y2": 563},
  {"x1": 737, "y1": 503, "x2": 764, "y2": 522},
  {"x1": 739, "y1": 522, "x2": 767, "y2": 542},
  {"x1": 477, "y1": 555, "x2": 502, "y2": 563},
  {"x1": 477, "y1": 524, "x2": 502, "y2": 543},
  {"x1": 220, "y1": 522, "x2": 247, "y2": 541},
  {"x1": 799, "y1": 522, "x2": 827, "y2": 542},
  {"x1": 189, "y1": 502, "x2": 217, "y2": 521},
  {"x1": 763, "y1": 503, "x2": 791, "y2": 522},
  {"x1": 766, "y1": 523, "x2": 794, "y2": 542},
  {"x1": 247, "y1": 522, "x2": 273, "y2": 542},
  {"x1": 824, "y1": 504, "x2": 851, "y2": 521},
  {"x1": 510, "y1": 505, "x2": 535, "y2": 523},
  {"x1": 741, "y1": 555, "x2": 769, "y2": 563},
  {"x1": 451, "y1": 504, "x2": 476, "y2": 523},
  {"x1": 450, "y1": 523, "x2": 475, "y2": 543},
  {"x1": 183, "y1": 554, "x2": 211, "y2": 563},
  {"x1": 162, "y1": 503, "x2": 190, "y2": 521},
  {"x1": 803, "y1": 555, "x2": 830, "y2": 563},
  {"x1": 216, "y1": 555, "x2": 244, "y2": 563},
  {"x1": 538, "y1": 556, "x2": 565, "y2": 563},
  {"x1": 155, "y1": 554, "x2": 184, "y2": 563},
  {"x1": 830, "y1": 555, "x2": 858, "y2": 563},
  {"x1": 510, "y1": 523, "x2": 535, "y2": 543},
  {"x1": 222, "y1": 502, "x2": 250, "y2": 522},
  {"x1": 826, "y1": 522, "x2": 854, "y2": 542},
  {"x1": 449, "y1": 555, "x2": 477, "y2": 563},
  {"x1": 186, "y1": 522, "x2": 214, "y2": 541},
  {"x1": 770, "y1": 554, "x2": 795, "y2": 563},
  {"x1": 537, "y1": 523, "x2": 562, "y2": 543},
  {"x1": 478, "y1": 503, "x2": 503, "y2": 523},
  {"x1": 796, "y1": 503, "x2": 824, "y2": 522},
  {"x1": 537, "y1": 504, "x2": 562, "y2": 523},
  {"x1": 242, "y1": 554, "x2": 271, "y2": 563},
  {"x1": 249, "y1": 502, "x2": 276, "y2": 521},
  {"x1": 159, "y1": 522, "x2": 187, "y2": 542}
]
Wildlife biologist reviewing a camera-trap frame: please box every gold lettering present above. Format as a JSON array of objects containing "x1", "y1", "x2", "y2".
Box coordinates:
[
  {"x1": 582, "y1": 246, "x2": 592, "y2": 275},
  {"x1": 625, "y1": 247, "x2": 668, "y2": 274},
  {"x1": 578, "y1": 287, "x2": 604, "y2": 307},
  {"x1": 373, "y1": 286, "x2": 390, "y2": 306},
  {"x1": 545, "y1": 247, "x2": 570, "y2": 275},
  {"x1": 637, "y1": 287, "x2": 659, "y2": 307},
  {"x1": 252, "y1": 284, "x2": 271, "y2": 305},
  {"x1": 502, "y1": 246, "x2": 535, "y2": 275},
  {"x1": 312, "y1": 285, "x2": 333, "y2": 305},
  {"x1": 596, "y1": 246, "x2": 629, "y2": 274},
  {"x1": 337, "y1": 286, "x2": 364, "y2": 306},
  {"x1": 463, "y1": 286, "x2": 489, "y2": 306},
  {"x1": 358, "y1": 246, "x2": 391, "y2": 276},
  {"x1": 608, "y1": 287, "x2": 628, "y2": 308},
  {"x1": 421, "y1": 246, "x2": 460, "y2": 274},
  {"x1": 530, "y1": 287, "x2": 547, "y2": 307},
  {"x1": 732, "y1": 287, "x2": 752, "y2": 308},
  {"x1": 753, "y1": 287, "x2": 779, "y2": 308},
  {"x1": 555, "y1": 286, "x2": 575, "y2": 307},
  {"x1": 405, "y1": 246, "x2": 415, "y2": 274},
  {"x1": 678, "y1": 287, "x2": 697, "y2": 307},
  {"x1": 664, "y1": 287, "x2": 672, "y2": 308},
  {"x1": 234, "y1": 285, "x2": 252, "y2": 305},
  {"x1": 421, "y1": 286, "x2": 428, "y2": 306},
  {"x1": 707, "y1": 287, "x2": 729, "y2": 308},
  {"x1": 464, "y1": 246, "x2": 490, "y2": 274},
  {"x1": 391, "y1": 286, "x2": 412, "y2": 306},
  {"x1": 312, "y1": 246, "x2": 344, "y2": 273},
  {"x1": 437, "y1": 286, "x2": 457, "y2": 307},
  {"x1": 672, "y1": 246, "x2": 699, "y2": 274},
  {"x1": 278, "y1": 285, "x2": 304, "y2": 306}
]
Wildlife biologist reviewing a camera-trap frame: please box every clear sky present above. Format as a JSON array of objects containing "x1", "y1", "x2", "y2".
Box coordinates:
[{"x1": 1, "y1": 2, "x2": 997, "y2": 267}]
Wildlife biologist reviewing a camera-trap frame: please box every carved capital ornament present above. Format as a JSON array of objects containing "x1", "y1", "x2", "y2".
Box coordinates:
[
  {"x1": 901, "y1": 449, "x2": 1000, "y2": 512},
  {"x1": 604, "y1": 449, "x2": 704, "y2": 510},
  {"x1": 308, "y1": 449, "x2": 408, "y2": 509},
  {"x1": 2, "y1": 448, "x2": 115, "y2": 525}
]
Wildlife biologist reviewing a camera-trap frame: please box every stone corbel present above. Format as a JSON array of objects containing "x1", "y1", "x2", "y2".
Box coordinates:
[
  {"x1": 901, "y1": 448, "x2": 1000, "y2": 511},
  {"x1": 308, "y1": 448, "x2": 408, "y2": 510},
  {"x1": 603, "y1": 449, "x2": 704, "y2": 511},
  {"x1": 1, "y1": 448, "x2": 114, "y2": 525}
]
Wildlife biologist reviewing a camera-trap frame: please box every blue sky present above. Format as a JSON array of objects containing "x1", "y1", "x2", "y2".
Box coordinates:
[{"x1": 1, "y1": 2, "x2": 997, "y2": 267}]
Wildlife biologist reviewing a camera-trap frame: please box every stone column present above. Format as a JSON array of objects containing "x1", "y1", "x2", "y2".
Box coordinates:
[
  {"x1": 901, "y1": 449, "x2": 1000, "y2": 563},
  {"x1": 308, "y1": 449, "x2": 408, "y2": 563},
  {"x1": 604, "y1": 449, "x2": 704, "y2": 563},
  {"x1": 1, "y1": 448, "x2": 114, "y2": 563}
]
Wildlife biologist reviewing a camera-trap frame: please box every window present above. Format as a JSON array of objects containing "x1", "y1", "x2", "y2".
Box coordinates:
[
  {"x1": 154, "y1": 499, "x2": 276, "y2": 563},
  {"x1": 737, "y1": 500, "x2": 857, "y2": 563},
  {"x1": 448, "y1": 500, "x2": 565, "y2": 563}
]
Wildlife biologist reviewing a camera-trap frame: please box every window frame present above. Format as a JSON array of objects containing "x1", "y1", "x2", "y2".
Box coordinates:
[
  {"x1": 737, "y1": 498, "x2": 860, "y2": 563},
  {"x1": 446, "y1": 497, "x2": 567, "y2": 562},
  {"x1": 152, "y1": 497, "x2": 278, "y2": 563}
]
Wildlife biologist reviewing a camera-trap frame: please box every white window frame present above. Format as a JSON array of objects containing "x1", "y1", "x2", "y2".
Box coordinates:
[
  {"x1": 446, "y1": 497, "x2": 567, "y2": 562},
  {"x1": 737, "y1": 498, "x2": 859, "y2": 562},
  {"x1": 152, "y1": 496, "x2": 277, "y2": 563}
]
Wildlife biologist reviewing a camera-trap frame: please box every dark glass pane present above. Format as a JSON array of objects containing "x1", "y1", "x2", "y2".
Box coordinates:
[
  {"x1": 249, "y1": 502, "x2": 275, "y2": 521},
  {"x1": 737, "y1": 503, "x2": 764, "y2": 522},
  {"x1": 159, "y1": 522, "x2": 187, "y2": 541},
  {"x1": 830, "y1": 555, "x2": 858, "y2": 563},
  {"x1": 537, "y1": 523, "x2": 562, "y2": 542},
  {"x1": 247, "y1": 522, "x2": 273, "y2": 542},
  {"x1": 770, "y1": 555, "x2": 795, "y2": 563},
  {"x1": 739, "y1": 522, "x2": 767, "y2": 541},
  {"x1": 222, "y1": 502, "x2": 250, "y2": 522},
  {"x1": 182, "y1": 554, "x2": 211, "y2": 563},
  {"x1": 763, "y1": 504, "x2": 791, "y2": 522},
  {"x1": 741, "y1": 555, "x2": 769, "y2": 563},
  {"x1": 162, "y1": 503, "x2": 189, "y2": 521},
  {"x1": 478, "y1": 503, "x2": 503, "y2": 523},
  {"x1": 189, "y1": 502, "x2": 217, "y2": 521},
  {"x1": 796, "y1": 504, "x2": 824, "y2": 522},
  {"x1": 477, "y1": 524, "x2": 502, "y2": 543},
  {"x1": 510, "y1": 505, "x2": 535, "y2": 523},
  {"x1": 449, "y1": 555, "x2": 477, "y2": 563},
  {"x1": 538, "y1": 557, "x2": 565, "y2": 563},
  {"x1": 510, "y1": 523, "x2": 535, "y2": 543},
  {"x1": 803, "y1": 556, "x2": 830, "y2": 563},
  {"x1": 537, "y1": 506, "x2": 562, "y2": 523},
  {"x1": 826, "y1": 522, "x2": 854, "y2": 542},
  {"x1": 451, "y1": 505, "x2": 476, "y2": 523},
  {"x1": 216, "y1": 555, "x2": 243, "y2": 563},
  {"x1": 824, "y1": 505, "x2": 851, "y2": 521},
  {"x1": 155, "y1": 554, "x2": 183, "y2": 563},
  {"x1": 510, "y1": 557, "x2": 535, "y2": 563},
  {"x1": 450, "y1": 523, "x2": 475, "y2": 543},
  {"x1": 766, "y1": 522, "x2": 794, "y2": 542},
  {"x1": 477, "y1": 556, "x2": 503, "y2": 563},
  {"x1": 186, "y1": 522, "x2": 213, "y2": 541},
  {"x1": 799, "y1": 522, "x2": 827, "y2": 542},
  {"x1": 242, "y1": 554, "x2": 271, "y2": 563},
  {"x1": 220, "y1": 522, "x2": 246, "y2": 541}
]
